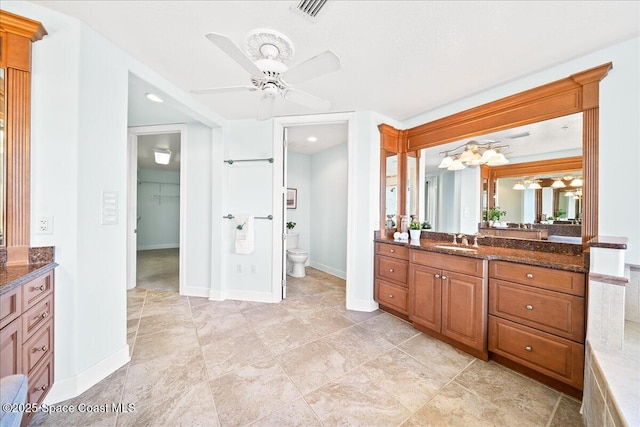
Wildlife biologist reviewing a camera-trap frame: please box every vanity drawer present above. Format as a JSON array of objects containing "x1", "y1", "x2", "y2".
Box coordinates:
[
  {"x1": 22, "y1": 293, "x2": 54, "y2": 342},
  {"x1": 376, "y1": 279, "x2": 408, "y2": 314},
  {"x1": 410, "y1": 250, "x2": 485, "y2": 278},
  {"x1": 23, "y1": 270, "x2": 54, "y2": 312},
  {"x1": 375, "y1": 242, "x2": 409, "y2": 260},
  {"x1": 489, "y1": 261, "x2": 585, "y2": 296},
  {"x1": 22, "y1": 319, "x2": 53, "y2": 375},
  {"x1": 489, "y1": 279, "x2": 584, "y2": 342},
  {"x1": 489, "y1": 316, "x2": 584, "y2": 389},
  {"x1": 376, "y1": 256, "x2": 408, "y2": 286},
  {"x1": 0, "y1": 286, "x2": 22, "y2": 329},
  {"x1": 27, "y1": 355, "x2": 54, "y2": 406}
]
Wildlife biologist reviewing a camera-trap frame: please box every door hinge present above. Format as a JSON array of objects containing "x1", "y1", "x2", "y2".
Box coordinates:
[{"x1": 282, "y1": 233, "x2": 288, "y2": 241}]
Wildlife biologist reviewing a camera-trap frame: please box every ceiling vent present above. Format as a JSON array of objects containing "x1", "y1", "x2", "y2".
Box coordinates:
[{"x1": 294, "y1": 0, "x2": 328, "y2": 19}]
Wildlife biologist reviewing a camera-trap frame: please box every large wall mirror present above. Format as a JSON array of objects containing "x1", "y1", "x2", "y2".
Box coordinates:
[
  {"x1": 0, "y1": 67, "x2": 5, "y2": 247},
  {"x1": 379, "y1": 63, "x2": 612, "y2": 247}
]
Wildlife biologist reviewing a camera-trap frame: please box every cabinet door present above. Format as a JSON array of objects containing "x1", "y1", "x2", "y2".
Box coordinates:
[
  {"x1": 0, "y1": 319, "x2": 22, "y2": 377},
  {"x1": 441, "y1": 271, "x2": 486, "y2": 351},
  {"x1": 409, "y1": 264, "x2": 441, "y2": 332}
]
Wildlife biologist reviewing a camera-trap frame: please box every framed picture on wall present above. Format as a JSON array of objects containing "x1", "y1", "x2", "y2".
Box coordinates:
[{"x1": 287, "y1": 188, "x2": 297, "y2": 209}]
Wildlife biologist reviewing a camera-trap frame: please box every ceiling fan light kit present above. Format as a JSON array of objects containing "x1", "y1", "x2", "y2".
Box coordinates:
[{"x1": 192, "y1": 28, "x2": 341, "y2": 120}]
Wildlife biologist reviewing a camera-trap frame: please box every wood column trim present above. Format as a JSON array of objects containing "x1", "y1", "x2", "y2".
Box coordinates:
[{"x1": 582, "y1": 108, "x2": 598, "y2": 246}]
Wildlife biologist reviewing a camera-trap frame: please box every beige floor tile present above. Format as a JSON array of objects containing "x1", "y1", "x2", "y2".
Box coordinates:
[
  {"x1": 193, "y1": 310, "x2": 252, "y2": 346},
  {"x1": 550, "y1": 395, "x2": 584, "y2": 427},
  {"x1": 187, "y1": 295, "x2": 210, "y2": 307},
  {"x1": 334, "y1": 306, "x2": 385, "y2": 323},
  {"x1": 250, "y1": 398, "x2": 322, "y2": 427},
  {"x1": 298, "y1": 307, "x2": 355, "y2": 336},
  {"x1": 455, "y1": 360, "x2": 560, "y2": 425},
  {"x1": 136, "y1": 248, "x2": 179, "y2": 292},
  {"x1": 210, "y1": 359, "x2": 300, "y2": 427},
  {"x1": 136, "y1": 311, "x2": 193, "y2": 337},
  {"x1": 305, "y1": 370, "x2": 411, "y2": 426},
  {"x1": 253, "y1": 316, "x2": 319, "y2": 355},
  {"x1": 362, "y1": 348, "x2": 450, "y2": 412},
  {"x1": 398, "y1": 333, "x2": 475, "y2": 379},
  {"x1": 322, "y1": 324, "x2": 394, "y2": 366},
  {"x1": 130, "y1": 325, "x2": 200, "y2": 363},
  {"x1": 117, "y1": 380, "x2": 218, "y2": 427},
  {"x1": 317, "y1": 289, "x2": 347, "y2": 309},
  {"x1": 276, "y1": 340, "x2": 357, "y2": 395},
  {"x1": 281, "y1": 293, "x2": 325, "y2": 317},
  {"x1": 242, "y1": 303, "x2": 296, "y2": 327},
  {"x1": 201, "y1": 329, "x2": 273, "y2": 379},
  {"x1": 402, "y1": 381, "x2": 516, "y2": 427},
  {"x1": 360, "y1": 313, "x2": 420, "y2": 345},
  {"x1": 297, "y1": 277, "x2": 336, "y2": 295}
]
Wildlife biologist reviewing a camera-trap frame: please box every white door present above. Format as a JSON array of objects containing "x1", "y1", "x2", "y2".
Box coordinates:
[
  {"x1": 281, "y1": 127, "x2": 289, "y2": 299},
  {"x1": 126, "y1": 133, "x2": 138, "y2": 289}
]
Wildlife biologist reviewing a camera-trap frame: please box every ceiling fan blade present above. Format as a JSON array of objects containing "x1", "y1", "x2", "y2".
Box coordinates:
[
  {"x1": 191, "y1": 86, "x2": 257, "y2": 95},
  {"x1": 281, "y1": 50, "x2": 341, "y2": 84},
  {"x1": 284, "y1": 88, "x2": 332, "y2": 111},
  {"x1": 205, "y1": 33, "x2": 264, "y2": 78},
  {"x1": 257, "y1": 93, "x2": 276, "y2": 121}
]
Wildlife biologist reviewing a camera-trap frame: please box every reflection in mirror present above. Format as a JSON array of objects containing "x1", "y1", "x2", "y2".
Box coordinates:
[
  {"x1": 385, "y1": 154, "x2": 397, "y2": 229},
  {"x1": 419, "y1": 112, "x2": 583, "y2": 240},
  {"x1": 406, "y1": 155, "x2": 418, "y2": 217},
  {"x1": 0, "y1": 68, "x2": 4, "y2": 247}
]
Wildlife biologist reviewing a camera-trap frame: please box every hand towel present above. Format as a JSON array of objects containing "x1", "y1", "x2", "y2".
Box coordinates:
[{"x1": 234, "y1": 214, "x2": 255, "y2": 254}]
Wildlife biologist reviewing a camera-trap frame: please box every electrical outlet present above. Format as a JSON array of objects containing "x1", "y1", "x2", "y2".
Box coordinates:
[{"x1": 36, "y1": 216, "x2": 53, "y2": 234}]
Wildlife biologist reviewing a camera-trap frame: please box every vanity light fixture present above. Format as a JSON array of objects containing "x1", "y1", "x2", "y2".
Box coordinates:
[
  {"x1": 528, "y1": 180, "x2": 542, "y2": 190},
  {"x1": 565, "y1": 191, "x2": 576, "y2": 197},
  {"x1": 438, "y1": 141, "x2": 509, "y2": 170},
  {"x1": 145, "y1": 92, "x2": 164, "y2": 103},
  {"x1": 551, "y1": 178, "x2": 566, "y2": 188},
  {"x1": 154, "y1": 148, "x2": 171, "y2": 165},
  {"x1": 570, "y1": 177, "x2": 583, "y2": 187},
  {"x1": 512, "y1": 181, "x2": 526, "y2": 190}
]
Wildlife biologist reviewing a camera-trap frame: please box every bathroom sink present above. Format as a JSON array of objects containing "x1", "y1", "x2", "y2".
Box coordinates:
[{"x1": 434, "y1": 245, "x2": 477, "y2": 252}]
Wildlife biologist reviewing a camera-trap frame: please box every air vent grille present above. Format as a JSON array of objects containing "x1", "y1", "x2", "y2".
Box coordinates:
[{"x1": 296, "y1": 0, "x2": 327, "y2": 18}]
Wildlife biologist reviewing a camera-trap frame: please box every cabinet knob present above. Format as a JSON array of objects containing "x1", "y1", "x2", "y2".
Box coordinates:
[
  {"x1": 34, "y1": 285, "x2": 45, "y2": 291},
  {"x1": 390, "y1": 249, "x2": 395, "y2": 253},
  {"x1": 525, "y1": 346, "x2": 533, "y2": 352},
  {"x1": 441, "y1": 275, "x2": 447, "y2": 280},
  {"x1": 40, "y1": 384, "x2": 48, "y2": 391},
  {"x1": 526, "y1": 273, "x2": 534, "y2": 279},
  {"x1": 38, "y1": 345, "x2": 48, "y2": 352},
  {"x1": 41, "y1": 312, "x2": 48, "y2": 319},
  {"x1": 434, "y1": 274, "x2": 441, "y2": 278},
  {"x1": 526, "y1": 305, "x2": 533, "y2": 310},
  {"x1": 389, "y1": 268, "x2": 394, "y2": 273},
  {"x1": 388, "y1": 294, "x2": 394, "y2": 298}
]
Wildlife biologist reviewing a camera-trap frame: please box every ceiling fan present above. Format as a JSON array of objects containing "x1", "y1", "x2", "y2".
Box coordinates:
[{"x1": 191, "y1": 29, "x2": 341, "y2": 120}]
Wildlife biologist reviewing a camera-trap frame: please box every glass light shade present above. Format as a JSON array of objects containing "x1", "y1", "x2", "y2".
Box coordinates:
[
  {"x1": 467, "y1": 152, "x2": 483, "y2": 166},
  {"x1": 528, "y1": 181, "x2": 542, "y2": 190},
  {"x1": 438, "y1": 156, "x2": 453, "y2": 169},
  {"x1": 459, "y1": 148, "x2": 475, "y2": 163},
  {"x1": 486, "y1": 152, "x2": 509, "y2": 166},
  {"x1": 571, "y1": 178, "x2": 583, "y2": 187},
  {"x1": 480, "y1": 148, "x2": 496, "y2": 163},
  {"x1": 551, "y1": 179, "x2": 566, "y2": 188},
  {"x1": 154, "y1": 149, "x2": 171, "y2": 165},
  {"x1": 448, "y1": 159, "x2": 466, "y2": 171},
  {"x1": 512, "y1": 182, "x2": 526, "y2": 190},
  {"x1": 564, "y1": 191, "x2": 575, "y2": 197}
]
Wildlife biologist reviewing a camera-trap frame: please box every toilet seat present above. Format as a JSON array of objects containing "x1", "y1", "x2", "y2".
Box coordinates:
[{"x1": 287, "y1": 248, "x2": 308, "y2": 255}]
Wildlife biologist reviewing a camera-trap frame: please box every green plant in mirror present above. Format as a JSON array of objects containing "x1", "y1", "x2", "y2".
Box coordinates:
[
  {"x1": 488, "y1": 207, "x2": 507, "y2": 221},
  {"x1": 286, "y1": 221, "x2": 296, "y2": 230},
  {"x1": 422, "y1": 221, "x2": 432, "y2": 229},
  {"x1": 409, "y1": 220, "x2": 422, "y2": 230}
]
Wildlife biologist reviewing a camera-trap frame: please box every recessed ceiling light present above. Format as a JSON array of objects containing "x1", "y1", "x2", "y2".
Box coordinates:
[
  {"x1": 154, "y1": 149, "x2": 171, "y2": 165},
  {"x1": 145, "y1": 92, "x2": 164, "y2": 103},
  {"x1": 307, "y1": 136, "x2": 318, "y2": 142}
]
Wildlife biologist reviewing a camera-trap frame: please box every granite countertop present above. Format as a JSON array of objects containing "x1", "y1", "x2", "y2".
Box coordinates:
[
  {"x1": 376, "y1": 237, "x2": 587, "y2": 273},
  {"x1": 0, "y1": 262, "x2": 58, "y2": 296}
]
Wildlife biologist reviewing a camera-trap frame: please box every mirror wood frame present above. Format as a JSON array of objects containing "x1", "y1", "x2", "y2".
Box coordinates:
[
  {"x1": 379, "y1": 63, "x2": 612, "y2": 248},
  {"x1": 0, "y1": 10, "x2": 47, "y2": 264}
]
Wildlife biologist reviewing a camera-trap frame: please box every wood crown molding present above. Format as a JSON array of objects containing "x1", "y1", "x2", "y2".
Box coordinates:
[
  {"x1": 488, "y1": 156, "x2": 583, "y2": 180},
  {"x1": 0, "y1": 10, "x2": 48, "y2": 41}
]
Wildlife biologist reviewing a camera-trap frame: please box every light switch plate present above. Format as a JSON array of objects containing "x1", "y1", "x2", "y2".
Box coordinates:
[{"x1": 102, "y1": 191, "x2": 119, "y2": 225}]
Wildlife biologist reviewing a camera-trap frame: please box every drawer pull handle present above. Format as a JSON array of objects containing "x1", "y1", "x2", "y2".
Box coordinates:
[
  {"x1": 434, "y1": 274, "x2": 440, "y2": 278},
  {"x1": 38, "y1": 345, "x2": 48, "y2": 352},
  {"x1": 34, "y1": 285, "x2": 45, "y2": 291},
  {"x1": 526, "y1": 305, "x2": 533, "y2": 310},
  {"x1": 40, "y1": 384, "x2": 48, "y2": 391},
  {"x1": 441, "y1": 275, "x2": 447, "y2": 280},
  {"x1": 388, "y1": 294, "x2": 394, "y2": 298},
  {"x1": 525, "y1": 346, "x2": 533, "y2": 352},
  {"x1": 526, "y1": 273, "x2": 534, "y2": 279},
  {"x1": 389, "y1": 268, "x2": 394, "y2": 273},
  {"x1": 39, "y1": 312, "x2": 48, "y2": 320},
  {"x1": 390, "y1": 249, "x2": 395, "y2": 253}
]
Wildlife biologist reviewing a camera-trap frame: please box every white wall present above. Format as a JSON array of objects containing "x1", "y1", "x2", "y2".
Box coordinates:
[
  {"x1": 286, "y1": 152, "x2": 311, "y2": 254},
  {"x1": 136, "y1": 169, "x2": 180, "y2": 250},
  {"x1": 310, "y1": 143, "x2": 348, "y2": 278},
  {"x1": 403, "y1": 36, "x2": 640, "y2": 264}
]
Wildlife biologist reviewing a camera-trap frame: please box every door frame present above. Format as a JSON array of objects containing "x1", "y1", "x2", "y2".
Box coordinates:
[
  {"x1": 127, "y1": 124, "x2": 187, "y2": 294},
  {"x1": 272, "y1": 112, "x2": 355, "y2": 304}
]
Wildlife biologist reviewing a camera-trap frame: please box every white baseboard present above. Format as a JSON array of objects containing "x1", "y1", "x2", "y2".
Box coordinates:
[
  {"x1": 43, "y1": 345, "x2": 131, "y2": 404},
  {"x1": 181, "y1": 286, "x2": 210, "y2": 298},
  {"x1": 309, "y1": 261, "x2": 346, "y2": 280},
  {"x1": 346, "y1": 297, "x2": 379, "y2": 312},
  {"x1": 137, "y1": 244, "x2": 179, "y2": 251},
  {"x1": 209, "y1": 289, "x2": 278, "y2": 303}
]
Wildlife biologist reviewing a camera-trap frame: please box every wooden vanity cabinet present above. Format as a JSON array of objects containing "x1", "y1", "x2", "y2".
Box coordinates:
[
  {"x1": 488, "y1": 260, "x2": 585, "y2": 391},
  {"x1": 0, "y1": 269, "x2": 55, "y2": 425},
  {"x1": 374, "y1": 242, "x2": 409, "y2": 316},
  {"x1": 409, "y1": 250, "x2": 488, "y2": 358}
]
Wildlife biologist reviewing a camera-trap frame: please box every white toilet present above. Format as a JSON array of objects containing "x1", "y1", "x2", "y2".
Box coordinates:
[{"x1": 286, "y1": 233, "x2": 308, "y2": 278}]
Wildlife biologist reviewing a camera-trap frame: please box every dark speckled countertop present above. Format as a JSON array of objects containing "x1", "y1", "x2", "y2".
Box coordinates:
[
  {"x1": 0, "y1": 262, "x2": 58, "y2": 296},
  {"x1": 376, "y1": 237, "x2": 587, "y2": 273}
]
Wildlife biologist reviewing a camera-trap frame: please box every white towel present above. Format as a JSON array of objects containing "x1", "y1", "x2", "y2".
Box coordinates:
[{"x1": 234, "y1": 214, "x2": 255, "y2": 254}]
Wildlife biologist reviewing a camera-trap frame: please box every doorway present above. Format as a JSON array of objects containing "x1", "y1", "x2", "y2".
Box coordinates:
[{"x1": 127, "y1": 124, "x2": 187, "y2": 294}]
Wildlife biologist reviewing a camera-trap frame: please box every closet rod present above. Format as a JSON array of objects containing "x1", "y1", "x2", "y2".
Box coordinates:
[
  {"x1": 223, "y1": 158, "x2": 274, "y2": 165},
  {"x1": 223, "y1": 214, "x2": 273, "y2": 220},
  {"x1": 138, "y1": 180, "x2": 180, "y2": 185}
]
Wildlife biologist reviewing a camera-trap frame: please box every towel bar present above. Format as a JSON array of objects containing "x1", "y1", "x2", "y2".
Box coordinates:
[
  {"x1": 224, "y1": 158, "x2": 274, "y2": 165},
  {"x1": 223, "y1": 214, "x2": 273, "y2": 220}
]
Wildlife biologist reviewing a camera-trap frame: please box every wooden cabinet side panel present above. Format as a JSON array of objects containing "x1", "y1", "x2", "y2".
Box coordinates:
[
  {"x1": 0, "y1": 318, "x2": 22, "y2": 376},
  {"x1": 442, "y1": 272, "x2": 487, "y2": 351},
  {"x1": 0, "y1": 286, "x2": 22, "y2": 329},
  {"x1": 409, "y1": 264, "x2": 441, "y2": 332}
]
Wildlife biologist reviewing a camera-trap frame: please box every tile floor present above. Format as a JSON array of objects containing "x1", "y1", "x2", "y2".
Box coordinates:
[
  {"x1": 136, "y1": 248, "x2": 179, "y2": 292},
  {"x1": 29, "y1": 268, "x2": 584, "y2": 426}
]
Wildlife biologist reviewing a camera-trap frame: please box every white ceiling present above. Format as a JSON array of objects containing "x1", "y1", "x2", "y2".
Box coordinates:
[
  {"x1": 137, "y1": 132, "x2": 181, "y2": 171},
  {"x1": 286, "y1": 122, "x2": 348, "y2": 155},
  {"x1": 35, "y1": 1, "x2": 639, "y2": 124}
]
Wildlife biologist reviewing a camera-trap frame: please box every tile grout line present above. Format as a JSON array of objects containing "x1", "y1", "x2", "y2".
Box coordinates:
[{"x1": 546, "y1": 394, "x2": 563, "y2": 427}]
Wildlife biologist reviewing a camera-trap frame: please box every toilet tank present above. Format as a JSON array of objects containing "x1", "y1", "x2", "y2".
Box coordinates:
[{"x1": 286, "y1": 233, "x2": 299, "y2": 250}]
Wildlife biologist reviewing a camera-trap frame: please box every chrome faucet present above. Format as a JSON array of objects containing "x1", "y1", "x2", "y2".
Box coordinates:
[
  {"x1": 457, "y1": 234, "x2": 469, "y2": 246},
  {"x1": 473, "y1": 232, "x2": 482, "y2": 248}
]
